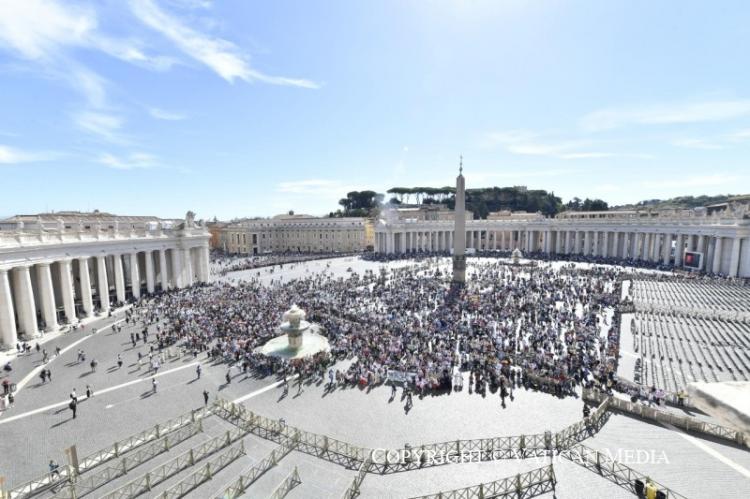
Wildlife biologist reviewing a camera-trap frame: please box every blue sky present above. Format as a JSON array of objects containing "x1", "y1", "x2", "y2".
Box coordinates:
[{"x1": 1, "y1": 0, "x2": 749, "y2": 220}]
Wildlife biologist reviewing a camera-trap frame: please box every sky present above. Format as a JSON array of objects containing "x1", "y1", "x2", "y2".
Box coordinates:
[{"x1": 1, "y1": 0, "x2": 750, "y2": 220}]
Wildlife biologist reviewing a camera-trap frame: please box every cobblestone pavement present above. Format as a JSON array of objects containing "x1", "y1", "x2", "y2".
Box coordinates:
[{"x1": 1, "y1": 256, "x2": 748, "y2": 499}]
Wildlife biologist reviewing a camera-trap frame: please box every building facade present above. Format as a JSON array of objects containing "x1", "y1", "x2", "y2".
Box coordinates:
[
  {"x1": 374, "y1": 205, "x2": 750, "y2": 277},
  {"x1": 222, "y1": 214, "x2": 372, "y2": 254},
  {"x1": 0, "y1": 211, "x2": 210, "y2": 348}
]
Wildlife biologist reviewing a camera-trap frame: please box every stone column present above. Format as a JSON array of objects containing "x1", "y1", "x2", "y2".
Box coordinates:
[
  {"x1": 728, "y1": 237, "x2": 742, "y2": 277},
  {"x1": 58, "y1": 260, "x2": 76, "y2": 322},
  {"x1": 145, "y1": 251, "x2": 155, "y2": 293},
  {"x1": 675, "y1": 235, "x2": 684, "y2": 266},
  {"x1": 159, "y1": 250, "x2": 169, "y2": 289},
  {"x1": 78, "y1": 259, "x2": 93, "y2": 317},
  {"x1": 609, "y1": 232, "x2": 622, "y2": 258},
  {"x1": 13, "y1": 266, "x2": 38, "y2": 336},
  {"x1": 130, "y1": 253, "x2": 141, "y2": 299},
  {"x1": 36, "y1": 263, "x2": 58, "y2": 331},
  {"x1": 96, "y1": 256, "x2": 110, "y2": 312},
  {"x1": 182, "y1": 248, "x2": 193, "y2": 286},
  {"x1": 113, "y1": 255, "x2": 126, "y2": 302},
  {"x1": 712, "y1": 236, "x2": 723, "y2": 274},
  {"x1": 661, "y1": 234, "x2": 671, "y2": 265},
  {"x1": 686, "y1": 235, "x2": 695, "y2": 252},
  {"x1": 171, "y1": 249, "x2": 183, "y2": 288},
  {"x1": 201, "y1": 247, "x2": 210, "y2": 282},
  {"x1": 0, "y1": 269, "x2": 18, "y2": 347}
]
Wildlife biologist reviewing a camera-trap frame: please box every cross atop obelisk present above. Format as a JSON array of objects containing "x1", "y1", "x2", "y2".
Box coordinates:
[{"x1": 452, "y1": 156, "x2": 466, "y2": 285}]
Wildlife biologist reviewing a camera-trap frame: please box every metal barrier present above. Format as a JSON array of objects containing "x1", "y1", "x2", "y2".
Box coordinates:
[
  {"x1": 49, "y1": 422, "x2": 203, "y2": 499},
  {"x1": 213, "y1": 435, "x2": 298, "y2": 499},
  {"x1": 407, "y1": 464, "x2": 556, "y2": 499},
  {"x1": 583, "y1": 388, "x2": 749, "y2": 448},
  {"x1": 213, "y1": 399, "x2": 366, "y2": 469},
  {"x1": 267, "y1": 467, "x2": 302, "y2": 499},
  {"x1": 563, "y1": 444, "x2": 689, "y2": 499},
  {"x1": 340, "y1": 453, "x2": 372, "y2": 499},
  {"x1": 554, "y1": 397, "x2": 610, "y2": 450},
  {"x1": 213, "y1": 398, "x2": 614, "y2": 476},
  {"x1": 7, "y1": 407, "x2": 211, "y2": 499},
  {"x1": 157, "y1": 441, "x2": 245, "y2": 499},
  {"x1": 101, "y1": 427, "x2": 246, "y2": 499}
]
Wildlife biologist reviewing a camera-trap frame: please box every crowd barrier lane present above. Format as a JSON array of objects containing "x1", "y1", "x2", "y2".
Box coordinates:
[
  {"x1": 267, "y1": 467, "x2": 302, "y2": 499},
  {"x1": 6, "y1": 407, "x2": 211, "y2": 499},
  {"x1": 48, "y1": 422, "x2": 203, "y2": 499},
  {"x1": 213, "y1": 399, "x2": 370, "y2": 467},
  {"x1": 563, "y1": 444, "x2": 689, "y2": 499},
  {"x1": 100, "y1": 426, "x2": 247, "y2": 499},
  {"x1": 340, "y1": 455, "x2": 372, "y2": 499},
  {"x1": 214, "y1": 436, "x2": 299, "y2": 499},
  {"x1": 407, "y1": 464, "x2": 556, "y2": 499},
  {"x1": 583, "y1": 388, "x2": 749, "y2": 448},
  {"x1": 158, "y1": 441, "x2": 245, "y2": 499},
  {"x1": 268, "y1": 466, "x2": 302, "y2": 499},
  {"x1": 214, "y1": 398, "x2": 615, "y2": 479},
  {"x1": 554, "y1": 397, "x2": 611, "y2": 450}
]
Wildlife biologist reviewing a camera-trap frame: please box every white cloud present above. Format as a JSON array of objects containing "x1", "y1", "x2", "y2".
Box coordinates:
[
  {"x1": 641, "y1": 174, "x2": 740, "y2": 190},
  {"x1": 149, "y1": 107, "x2": 187, "y2": 120},
  {"x1": 727, "y1": 129, "x2": 750, "y2": 142},
  {"x1": 0, "y1": 144, "x2": 56, "y2": 164},
  {"x1": 129, "y1": 0, "x2": 318, "y2": 88},
  {"x1": 276, "y1": 179, "x2": 356, "y2": 196},
  {"x1": 581, "y1": 99, "x2": 750, "y2": 132},
  {"x1": 74, "y1": 111, "x2": 126, "y2": 142},
  {"x1": 671, "y1": 138, "x2": 724, "y2": 150},
  {"x1": 0, "y1": 0, "x2": 170, "y2": 68},
  {"x1": 470, "y1": 168, "x2": 581, "y2": 185},
  {"x1": 97, "y1": 152, "x2": 158, "y2": 170},
  {"x1": 484, "y1": 130, "x2": 618, "y2": 159}
]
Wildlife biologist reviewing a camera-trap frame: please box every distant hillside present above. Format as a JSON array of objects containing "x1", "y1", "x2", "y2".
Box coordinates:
[{"x1": 613, "y1": 194, "x2": 743, "y2": 211}]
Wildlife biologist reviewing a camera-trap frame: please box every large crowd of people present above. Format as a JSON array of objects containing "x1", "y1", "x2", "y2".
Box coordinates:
[{"x1": 132, "y1": 254, "x2": 624, "y2": 407}]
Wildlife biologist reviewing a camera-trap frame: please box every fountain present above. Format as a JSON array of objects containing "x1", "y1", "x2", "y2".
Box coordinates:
[
  {"x1": 511, "y1": 248, "x2": 523, "y2": 265},
  {"x1": 256, "y1": 304, "x2": 331, "y2": 360}
]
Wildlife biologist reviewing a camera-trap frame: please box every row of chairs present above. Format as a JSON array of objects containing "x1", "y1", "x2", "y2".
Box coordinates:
[
  {"x1": 633, "y1": 312, "x2": 750, "y2": 392},
  {"x1": 630, "y1": 280, "x2": 750, "y2": 316}
]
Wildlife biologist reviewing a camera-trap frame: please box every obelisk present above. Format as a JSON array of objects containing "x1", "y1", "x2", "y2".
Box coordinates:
[{"x1": 452, "y1": 157, "x2": 466, "y2": 285}]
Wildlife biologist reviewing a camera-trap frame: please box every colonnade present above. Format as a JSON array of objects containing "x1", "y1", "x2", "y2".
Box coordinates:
[
  {"x1": 0, "y1": 245, "x2": 210, "y2": 348},
  {"x1": 375, "y1": 225, "x2": 749, "y2": 278}
]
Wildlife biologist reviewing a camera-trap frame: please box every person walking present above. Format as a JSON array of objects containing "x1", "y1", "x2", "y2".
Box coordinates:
[
  {"x1": 40, "y1": 370, "x2": 47, "y2": 384},
  {"x1": 86, "y1": 384, "x2": 93, "y2": 399},
  {"x1": 225, "y1": 370, "x2": 231, "y2": 385},
  {"x1": 203, "y1": 389, "x2": 209, "y2": 406},
  {"x1": 55, "y1": 346, "x2": 61, "y2": 357},
  {"x1": 117, "y1": 354, "x2": 123, "y2": 369},
  {"x1": 49, "y1": 460, "x2": 61, "y2": 480},
  {"x1": 152, "y1": 378, "x2": 158, "y2": 394},
  {"x1": 46, "y1": 368, "x2": 52, "y2": 382},
  {"x1": 196, "y1": 364, "x2": 202, "y2": 379},
  {"x1": 70, "y1": 388, "x2": 77, "y2": 403},
  {"x1": 69, "y1": 398, "x2": 77, "y2": 419}
]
